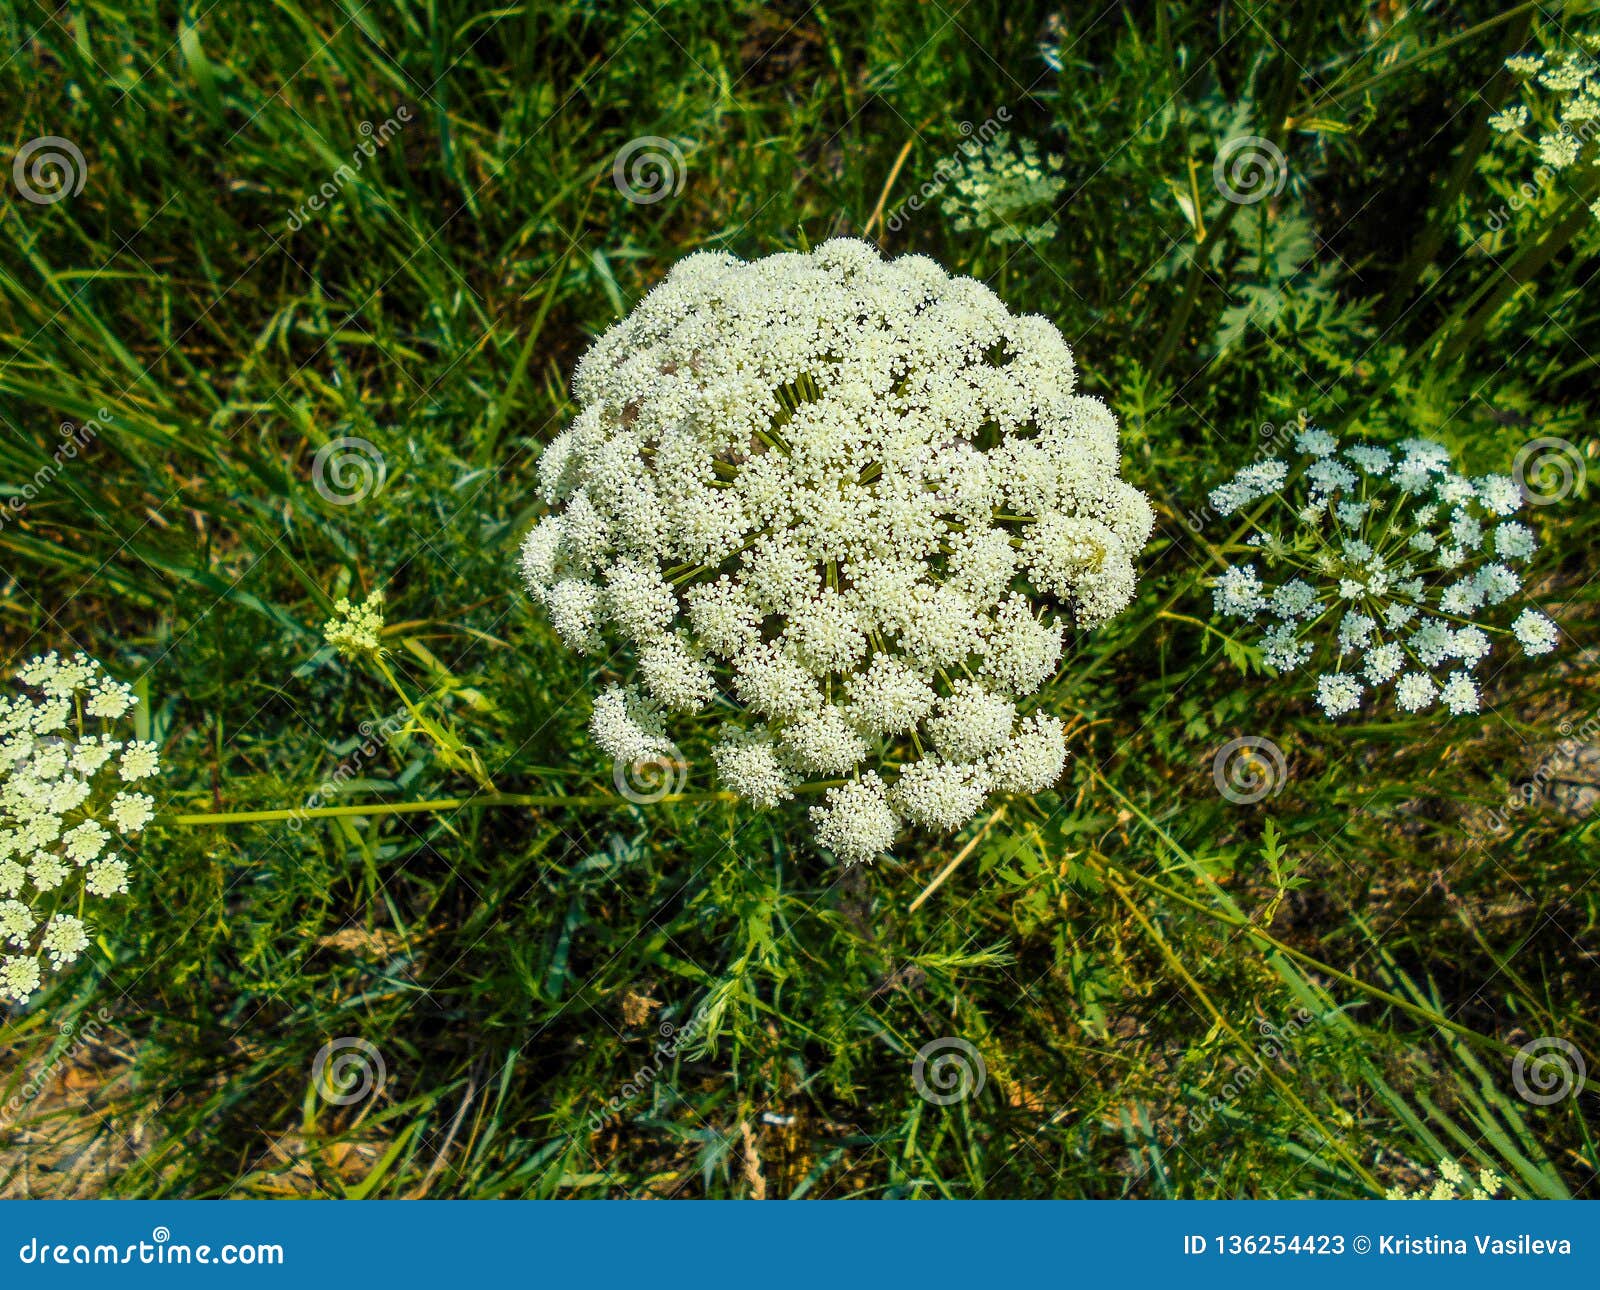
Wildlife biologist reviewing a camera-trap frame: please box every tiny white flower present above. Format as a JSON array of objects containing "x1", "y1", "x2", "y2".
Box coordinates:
[
  {"x1": 810, "y1": 774, "x2": 898, "y2": 866},
  {"x1": 85, "y1": 857, "x2": 130, "y2": 898},
  {"x1": 1295, "y1": 427, "x2": 1338, "y2": 456},
  {"x1": 1488, "y1": 105, "x2": 1528, "y2": 133},
  {"x1": 1511, "y1": 609, "x2": 1558, "y2": 655},
  {"x1": 1337, "y1": 612, "x2": 1375, "y2": 653},
  {"x1": 118, "y1": 741, "x2": 161, "y2": 781},
  {"x1": 108, "y1": 791, "x2": 155, "y2": 835},
  {"x1": 40, "y1": 913, "x2": 88, "y2": 968},
  {"x1": 1492, "y1": 522, "x2": 1536, "y2": 560},
  {"x1": 1440, "y1": 671, "x2": 1480, "y2": 715},
  {"x1": 1395, "y1": 672, "x2": 1439, "y2": 712},
  {"x1": 0, "y1": 954, "x2": 41, "y2": 1005},
  {"x1": 62, "y1": 820, "x2": 110, "y2": 865},
  {"x1": 1364, "y1": 643, "x2": 1404, "y2": 684},
  {"x1": 1315, "y1": 674, "x2": 1365, "y2": 717}
]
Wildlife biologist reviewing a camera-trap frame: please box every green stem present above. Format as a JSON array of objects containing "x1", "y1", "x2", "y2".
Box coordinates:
[
  {"x1": 168, "y1": 779, "x2": 843, "y2": 827},
  {"x1": 373, "y1": 652, "x2": 498, "y2": 793},
  {"x1": 168, "y1": 791, "x2": 741, "y2": 826},
  {"x1": 1300, "y1": 3, "x2": 1540, "y2": 115},
  {"x1": 1431, "y1": 174, "x2": 1600, "y2": 369},
  {"x1": 1379, "y1": 7, "x2": 1534, "y2": 327}
]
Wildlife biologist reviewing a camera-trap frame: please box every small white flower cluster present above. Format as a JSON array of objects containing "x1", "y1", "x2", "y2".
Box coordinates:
[
  {"x1": 0, "y1": 652, "x2": 158, "y2": 1005},
  {"x1": 1494, "y1": 43, "x2": 1600, "y2": 222},
  {"x1": 1208, "y1": 428, "x2": 1558, "y2": 720},
  {"x1": 324, "y1": 589, "x2": 385, "y2": 659},
  {"x1": 939, "y1": 132, "x2": 1066, "y2": 248},
  {"x1": 1384, "y1": 1157, "x2": 1505, "y2": 1201},
  {"x1": 521, "y1": 239, "x2": 1152, "y2": 863}
]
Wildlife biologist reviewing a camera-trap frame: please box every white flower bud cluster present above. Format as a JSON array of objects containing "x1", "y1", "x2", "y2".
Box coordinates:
[
  {"x1": 939, "y1": 132, "x2": 1066, "y2": 249},
  {"x1": 520, "y1": 239, "x2": 1152, "y2": 863},
  {"x1": 1209, "y1": 428, "x2": 1558, "y2": 720},
  {"x1": 0, "y1": 653, "x2": 159, "y2": 1005}
]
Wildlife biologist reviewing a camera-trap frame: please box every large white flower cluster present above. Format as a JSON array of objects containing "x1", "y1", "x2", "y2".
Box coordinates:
[
  {"x1": 1209, "y1": 428, "x2": 1558, "y2": 720},
  {"x1": 0, "y1": 652, "x2": 158, "y2": 1005},
  {"x1": 520, "y1": 239, "x2": 1152, "y2": 863}
]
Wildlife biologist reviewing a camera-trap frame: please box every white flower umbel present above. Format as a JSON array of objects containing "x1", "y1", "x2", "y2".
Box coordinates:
[
  {"x1": 521, "y1": 239, "x2": 1152, "y2": 863},
  {"x1": 0, "y1": 652, "x2": 159, "y2": 1005},
  {"x1": 1208, "y1": 430, "x2": 1559, "y2": 719},
  {"x1": 1494, "y1": 44, "x2": 1600, "y2": 223}
]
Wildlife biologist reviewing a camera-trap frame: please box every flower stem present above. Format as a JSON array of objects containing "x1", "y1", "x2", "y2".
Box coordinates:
[
  {"x1": 168, "y1": 791, "x2": 741, "y2": 827},
  {"x1": 167, "y1": 779, "x2": 843, "y2": 827}
]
